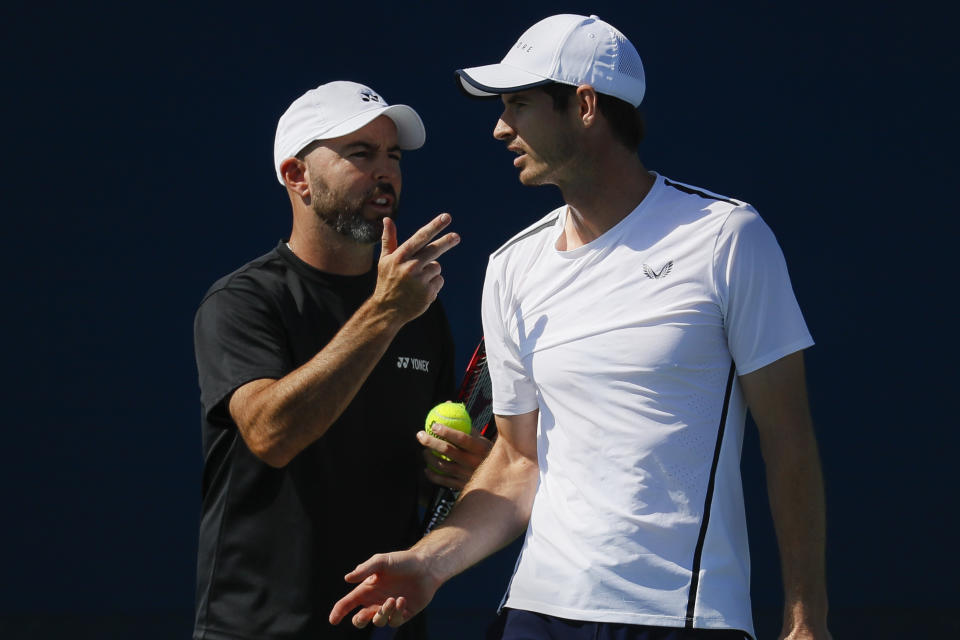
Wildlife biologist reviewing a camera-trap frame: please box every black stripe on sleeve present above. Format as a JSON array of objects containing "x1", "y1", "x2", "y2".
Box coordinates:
[
  {"x1": 664, "y1": 178, "x2": 738, "y2": 206},
  {"x1": 493, "y1": 216, "x2": 559, "y2": 258}
]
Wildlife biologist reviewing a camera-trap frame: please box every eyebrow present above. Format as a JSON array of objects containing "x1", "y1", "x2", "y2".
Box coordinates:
[
  {"x1": 341, "y1": 141, "x2": 402, "y2": 154},
  {"x1": 503, "y1": 92, "x2": 532, "y2": 105}
]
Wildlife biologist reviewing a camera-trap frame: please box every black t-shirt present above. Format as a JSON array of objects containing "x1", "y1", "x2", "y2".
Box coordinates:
[{"x1": 193, "y1": 242, "x2": 455, "y2": 639}]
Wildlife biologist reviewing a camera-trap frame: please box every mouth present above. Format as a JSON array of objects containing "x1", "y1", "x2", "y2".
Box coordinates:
[
  {"x1": 366, "y1": 198, "x2": 394, "y2": 215},
  {"x1": 508, "y1": 145, "x2": 528, "y2": 168},
  {"x1": 367, "y1": 186, "x2": 396, "y2": 211}
]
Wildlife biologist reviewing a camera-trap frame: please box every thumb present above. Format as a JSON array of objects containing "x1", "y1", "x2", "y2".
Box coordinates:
[{"x1": 380, "y1": 217, "x2": 397, "y2": 260}]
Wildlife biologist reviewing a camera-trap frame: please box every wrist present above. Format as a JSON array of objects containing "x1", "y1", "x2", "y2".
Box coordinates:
[
  {"x1": 411, "y1": 530, "x2": 461, "y2": 589},
  {"x1": 357, "y1": 295, "x2": 406, "y2": 334},
  {"x1": 781, "y1": 599, "x2": 829, "y2": 638}
]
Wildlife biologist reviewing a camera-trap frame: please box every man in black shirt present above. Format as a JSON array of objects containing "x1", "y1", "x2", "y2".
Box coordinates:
[{"x1": 193, "y1": 81, "x2": 490, "y2": 639}]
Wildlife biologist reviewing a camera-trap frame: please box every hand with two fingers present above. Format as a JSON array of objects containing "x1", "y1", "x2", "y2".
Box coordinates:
[
  {"x1": 417, "y1": 422, "x2": 494, "y2": 490},
  {"x1": 370, "y1": 213, "x2": 460, "y2": 325}
]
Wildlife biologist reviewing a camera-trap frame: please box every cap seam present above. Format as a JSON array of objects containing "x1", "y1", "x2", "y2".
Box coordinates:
[{"x1": 549, "y1": 16, "x2": 588, "y2": 81}]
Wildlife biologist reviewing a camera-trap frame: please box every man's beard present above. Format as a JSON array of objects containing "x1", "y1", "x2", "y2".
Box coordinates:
[{"x1": 310, "y1": 176, "x2": 398, "y2": 244}]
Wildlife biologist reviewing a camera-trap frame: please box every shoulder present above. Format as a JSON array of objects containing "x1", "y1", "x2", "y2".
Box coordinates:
[
  {"x1": 194, "y1": 248, "x2": 293, "y2": 333},
  {"x1": 658, "y1": 176, "x2": 747, "y2": 211},
  {"x1": 654, "y1": 175, "x2": 767, "y2": 245},
  {"x1": 489, "y1": 206, "x2": 564, "y2": 264},
  {"x1": 198, "y1": 247, "x2": 288, "y2": 308}
]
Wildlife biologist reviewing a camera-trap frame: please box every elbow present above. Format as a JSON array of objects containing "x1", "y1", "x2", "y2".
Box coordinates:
[
  {"x1": 252, "y1": 444, "x2": 294, "y2": 469},
  {"x1": 242, "y1": 428, "x2": 295, "y2": 469}
]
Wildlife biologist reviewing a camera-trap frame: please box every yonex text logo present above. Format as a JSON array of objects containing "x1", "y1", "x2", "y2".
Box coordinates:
[
  {"x1": 513, "y1": 40, "x2": 534, "y2": 53},
  {"x1": 397, "y1": 356, "x2": 430, "y2": 372},
  {"x1": 643, "y1": 261, "x2": 674, "y2": 280}
]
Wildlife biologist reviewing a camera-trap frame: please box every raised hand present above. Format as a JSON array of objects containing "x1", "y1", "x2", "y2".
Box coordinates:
[{"x1": 370, "y1": 214, "x2": 460, "y2": 325}]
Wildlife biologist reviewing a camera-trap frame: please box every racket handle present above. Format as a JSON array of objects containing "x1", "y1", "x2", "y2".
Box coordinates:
[{"x1": 421, "y1": 487, "x2": 461, "y2": 535}]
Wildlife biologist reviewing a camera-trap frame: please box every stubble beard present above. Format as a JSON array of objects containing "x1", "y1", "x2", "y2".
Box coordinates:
[
  {"x1": 517, "y1": 129, "x2": 579, "y2": 188},
  {"x1": 310, "y1": 175, "x2": 398, "y2": 245}
]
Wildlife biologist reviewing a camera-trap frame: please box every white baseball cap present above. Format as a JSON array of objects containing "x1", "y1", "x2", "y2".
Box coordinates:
[
  {"x1": 273, "y1": 81, "x2": 426, "y2": 184},
  {"x1": 456, "y1": 14, "x2": 645, "y2": 107}
]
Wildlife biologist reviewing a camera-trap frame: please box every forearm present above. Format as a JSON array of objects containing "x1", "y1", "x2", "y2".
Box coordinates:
[
  {"x1": 328, "y1": 411, "x2": 537, "y2": 628},
  {"x1": 741, "y1": 353, "x2": 830, "y2": 638},
  {"x1": 762, "y1": 424, "x2": 829, "y2": 634},
  {"x1": 412, "y1": 436, "x2": 538, "y2": 583},
  {"x1": 237, "y1": 297, "x2": 404, "y2": 466}
]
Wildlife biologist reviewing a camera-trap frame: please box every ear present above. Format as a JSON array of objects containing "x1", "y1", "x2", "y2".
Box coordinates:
[
  {"x1": 280, "y1": 157, "x2": 311, "y2": 197},
  {"x1": 575, "y1": 85, "x2": 599, "y2": 128}
]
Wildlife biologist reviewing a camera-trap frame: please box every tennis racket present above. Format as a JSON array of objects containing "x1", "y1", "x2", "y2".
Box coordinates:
[{"x1": 420, "y1": 338, "x2": 496, "y2": 535}]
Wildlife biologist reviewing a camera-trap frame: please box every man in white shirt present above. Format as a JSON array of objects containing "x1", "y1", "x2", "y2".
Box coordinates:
[{"x1": 330, "y1": 15, "x2": 831, "y2": 640}]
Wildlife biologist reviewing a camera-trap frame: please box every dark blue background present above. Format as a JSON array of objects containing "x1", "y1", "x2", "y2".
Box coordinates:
[{"x1": 3, "y1": 1, "x2": 956, "y2": 638}]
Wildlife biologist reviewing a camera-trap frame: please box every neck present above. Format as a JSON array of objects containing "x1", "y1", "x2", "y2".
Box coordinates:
[
  {"x1": 556, "y1": 150, "x2": 654, "y2": 251},
  {"x1": 287, "y1": 207, "x2": 375, "y2": 276}
]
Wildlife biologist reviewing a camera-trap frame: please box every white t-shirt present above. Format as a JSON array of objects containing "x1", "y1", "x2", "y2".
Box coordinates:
[{"x1": 481, "y1": 174, "x2": 813, "y2": 637}]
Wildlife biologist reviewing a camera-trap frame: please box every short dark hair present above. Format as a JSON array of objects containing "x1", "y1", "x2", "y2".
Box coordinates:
[{"x1": 539, "y1": 83, "x2": 645, "y2": 150}]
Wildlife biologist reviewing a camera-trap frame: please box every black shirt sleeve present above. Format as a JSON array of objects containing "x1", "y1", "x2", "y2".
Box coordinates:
[{"x1": 193, "y1": 281, "x2": 291, "y2": 422}]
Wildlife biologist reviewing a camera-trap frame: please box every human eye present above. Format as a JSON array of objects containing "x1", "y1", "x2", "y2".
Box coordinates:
[{"x1": 506, "y1": 99, "x2": 527, "y2": 113}]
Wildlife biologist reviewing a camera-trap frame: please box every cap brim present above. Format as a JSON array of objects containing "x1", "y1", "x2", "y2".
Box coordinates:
[
  {"x1": 382, "y1": 104, "x2": 426, "y2": 150},
  {"x1": 456, "y1": 66, "x2": 554, "y2": 97},
  {"x1": 322, "y1": 104, "x2": 426, "y2": 150}
]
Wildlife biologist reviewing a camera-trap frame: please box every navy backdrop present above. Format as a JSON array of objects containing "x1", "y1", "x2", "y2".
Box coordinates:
[{"x1": 3, "y1": 1, "x2": 957, "y2": 638}]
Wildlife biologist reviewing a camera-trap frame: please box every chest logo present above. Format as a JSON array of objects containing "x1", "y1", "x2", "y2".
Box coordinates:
[
  {"x1": 397, "y1": 356, "x2": 430, "y2": 373},
  {"x1": 643, "y1": 260, "x2": 674, "y2": 280}
]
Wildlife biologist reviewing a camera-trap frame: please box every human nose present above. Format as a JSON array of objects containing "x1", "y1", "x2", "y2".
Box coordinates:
[
  {"x1": 373, "y1": 155, "x2": 400, "y2": 184},
  {"x1": 493, "y1": 116, "x2": 515, "y2": 141}
]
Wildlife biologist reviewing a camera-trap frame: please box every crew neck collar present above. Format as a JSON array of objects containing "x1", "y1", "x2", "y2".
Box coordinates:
[
  {"x1": 276, "y1": 240, "x2": 377, "y2": 285},
  {"x1": 553, "y1": 172, "x2": 663, "y2": 259}
]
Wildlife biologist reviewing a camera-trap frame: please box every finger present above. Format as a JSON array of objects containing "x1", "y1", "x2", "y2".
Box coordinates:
[
  {"x1": 418, "y1": 431, "x2": 481, "y2": 473},
  {"x1": 425, "y1": 466, "x2": 467, "y2": 490},
  {"x1": 427, "y1": 422, "x2": 478, "y2": 446},
  {"x1": 423, "y1": 424, "x2": 493, "y2": 458},
  {"x1": 372, "y1": 597, "x2": 397, "y2": 627},
  {"x1": 344, "y1": 555, "x2": 384, "y2": 583},
  {"x1": 393, "y1": 213, "x2": 451, "y2": 259},
  {"x1": 429, "y1": 451, "x2": 475, "y2": 474},
  {"x1": 421, "y1": 261, "x2": 442, "y2": 279},
  {"x1": 352, "y1": 606, "x2": 375, "y2": 629},
  {"x1": 410, "y1": 231, "x2": 461, "y2": 265},
  {"x1": 380, "y1": 217, "x2": 397, "y2": 259},
  {"x1": 330, "y1": 582, "x2": 377, "y2": 625},
  {"x1": 386, "y1": 597, "x2": 409, "y2": 628},
  {"x1": 423, "y1": 453, "x2": 460, "y2": 476},
  {"x1": 426, "y1": 274, "x2": 445, "y2": 299},
  {"x1": 417, "y1": 430, "x2": 453, "y2": 457}
]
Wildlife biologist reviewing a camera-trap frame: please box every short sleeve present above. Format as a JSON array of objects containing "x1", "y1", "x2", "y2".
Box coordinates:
[
  {"x1": 716, "y1": 206, "x2": 814, "y2": 374},
  {"x1": 481, "y1": 257, "x2": 540, "y2": 416},
  {"x1": 193, "y1": 283, "x2": 292, "y2": 421}
]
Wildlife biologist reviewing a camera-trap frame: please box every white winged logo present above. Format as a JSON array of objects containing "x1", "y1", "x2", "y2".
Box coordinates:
[{"x1": 642, "y1": 261, "x2": 673, "y2": 280}]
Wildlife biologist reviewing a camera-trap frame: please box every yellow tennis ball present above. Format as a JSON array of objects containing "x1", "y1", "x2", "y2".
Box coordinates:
[{"x1": 425, "y1": 401, "x2": 472, "y2": 461}]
